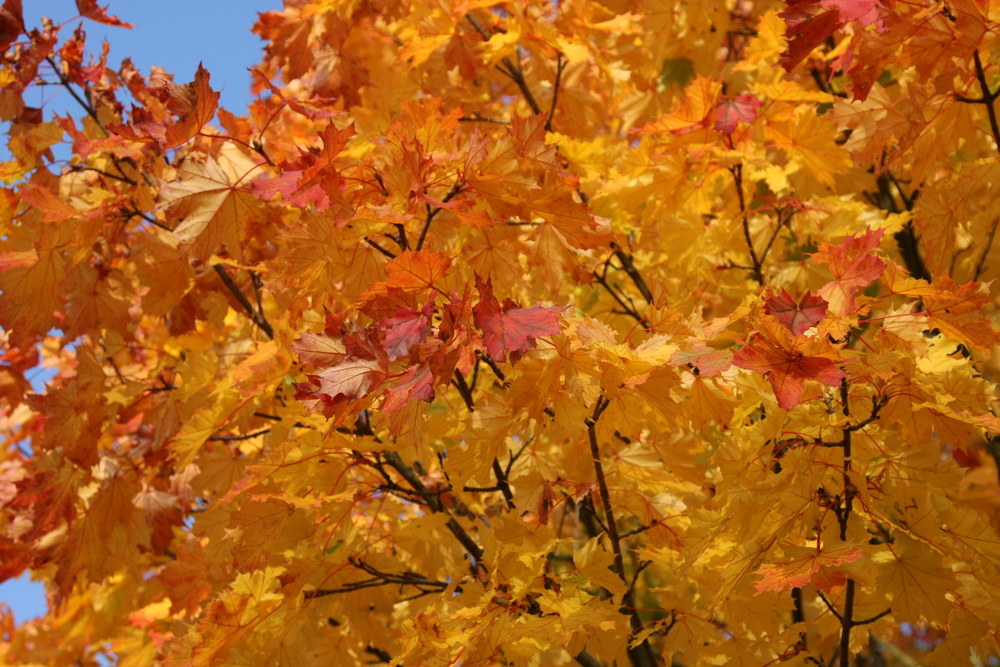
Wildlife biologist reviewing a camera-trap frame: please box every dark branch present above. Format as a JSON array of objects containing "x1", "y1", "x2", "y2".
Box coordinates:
[
  {"x1": 383, "y1": 451, "x2": 485, "y2": 563},
  {"x1": 972, "y1": 50, "x2": 1000, "y2": 156},
  {"x1": 609, "y1": 242, "x2": 653, "y2": 303},
  {"x1": 364, "y1": 236, "x2": 398, "y2": 259},
  {"x1": 465, "y1": 13, "x2": 543, "y2": 115},
  {"x1": 730, "y1": 164, "x2": 765, "y2": 285},
  {"x1": 416, "y1": 179, "x2": 464, "y2": 251},
  {"x1": 45, "y1": 55, "x2": 108, "y2": 135},
  {"x1": 973, "y1": 217, "x2": 999, "y2": 281},
  {"x1": 854, "y1": 608, "x2": 892, "y2": 626},
  {"x1": 545, "y1": 53, "x2": 567, "y2": 133},
  {"x1": 586, "y1": 396, "x2": 657, "y2": 667},
  {"x1": 213, "y1": 265, "x2": 275, "y2": 339},
  {"x1": 207, "y1": 428, "x2": 271, "y2": 442}
]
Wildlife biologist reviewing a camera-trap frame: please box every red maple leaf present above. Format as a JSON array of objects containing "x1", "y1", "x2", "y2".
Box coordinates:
[
  {"x1": 0, "y1": 0, "x2": 23, "y2": 51},
  {"x1": 378, "y1": 301, "x2": 435, "y2": 361},
  {"x1": 764, "y1": 289, "x2": 829, "y2": 336},
  {"x1": 382, "y1": 364, "x2": 435, "y2": 414},
  {"x1": 293, "y1": 319, "x2": 388, "y2": 419},
  {"x1": 779, "y1": 0, "x2": 884, "y2": 73},
  {"x1": 76, "y1": 0, "x2": 133, "y2": 28},
  {"x1": 715, "y1": 94, "x2": 763, "y2": 134},
  {"x1": 248, "y1": 124, "x2": 356, "y2": 210},
  {"x1": 473, "y1": 276, "x2": 565, "y2": 362},
  {"x1": 733, "y1": 318, "x2": 846, "y2": 409}
]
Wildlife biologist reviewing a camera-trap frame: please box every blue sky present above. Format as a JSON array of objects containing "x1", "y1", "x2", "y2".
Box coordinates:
[{"x1": 0, "y1": 0, "x2": 281, "y2": 625}]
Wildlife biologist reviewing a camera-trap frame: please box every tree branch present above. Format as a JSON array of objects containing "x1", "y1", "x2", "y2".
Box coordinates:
[
  {"x1": 609, "y1": 242, "x2": 653, "y2": 303},
  {"x1": 306, "y1": 557, "x2": 454, "y2": 600},
  {"x1": 466, "y1": 13, "x2": 543, "y2": 115},
  {"x1": 971, "y1": 50, "x2": 1000, "y2": 156},
  {"x1": 213, "y1": 265, "x2": 275, "y2": 339},
  {"x1": 416, "y1": 179, "x2": 464, "y2": 251},
  {"x1": 838, "y1": 379, "x2": 856, "y2": 667},
  {"x1": 545, "y1": 53, "x2": 567, "y2": 133},
  {"x1": 364, "y1": 236, "x2": 398, "y2": 259},
  {"x1": 207, "y1": 428, "x2": 271, "y2": 442},
  {"x1": 593, "y1": 254, "x2": 648, "y2": 325},
  {"x1": 383, "y1": 451, "x2": 485, "y2": 564},
  {"x1": 730, "y1": 164, "x2": 765, "y2": 285},
  {"x1": 973, "y1": 217, "x2": 999, "y2": 281},
  {"x1": 45, "y1": 55, "x2": 108, "y2": 135},
  {"x1": 586, "y1": 396, "x2": 657, "y2": 667}
]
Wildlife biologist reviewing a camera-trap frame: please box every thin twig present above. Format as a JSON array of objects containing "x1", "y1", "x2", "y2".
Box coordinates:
[
  {"x1": 491, "y1": 459, "x2": 516, "y2": 511},
  {"x1": 838, "y1": 378, "x2": 856, "y2": 667},
  {"x1": 816, "y1": 590, "x2": 844, "y2": 622},
  {"x1": 213, "y1": 265, "x2": 275, "y2": 339},
  {"x1": 452, "y1": 369, "x2": 476, "y2": 412},
  {"x1": 364, "y1": 236, "x2": 397, "y2": 259},
  {"x1": 593, "y1": 254, "x2": 648, "y2": 325},
  {"x1": 545, "y1": 53, "x2": 567, "y2": 133},
  {"x1": 476, "y1": 350, "x2": 510, "y2": 385},
  {"x1": 973, "y1": 218, "x2": 999, "y2": 281},
  {"x1": 854, "y1": 608, "x2": 892, "y2": 626},
  {"x1": 383, "y1": 451, "x2": 485, "y2": 563},
  {"x1": 416, "y1": 180, "x2": 464, "y2": 251},
  {"x1": 586, "y1": 396, "x2": 657, "y2": 667},
  {"x1": 730, "y1": 164, "x2": 764, "y2": 284},
  {"x1": 459, "y1": 114, "x2": 510, "y2": 125},
  {"x1": 973, "y1": 50, "x2": 1000, "y2": 156},
  {"x1": 70, "y1": 165, "x2": 136, "y2": 185},
  {"x1": 45, "y1": 55, "x2": 108, "y2": 135},
  {"x1": 609, "y1": 242, "x2": 653, "y2": 303},
  {"x1": 466, "y1": 13, "x2": 543, "y2": 115},
  {"x1": 208, "y1": 428, "x2": 271, "y2": 442},
  {"x1": 122, "y1": 207, "x2": 173, "y2": 232}
]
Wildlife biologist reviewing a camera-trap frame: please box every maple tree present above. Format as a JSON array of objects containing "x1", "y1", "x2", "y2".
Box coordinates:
[{"x1": 3, "y1": 0, "x2": 1000, "y2": 664}]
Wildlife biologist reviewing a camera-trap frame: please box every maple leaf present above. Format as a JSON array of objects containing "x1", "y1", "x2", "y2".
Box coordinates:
[
  {"x1": 248, "y1": 123, "x2": 356, "y2": 211},
  {"x1": 473, "y1": 275, "x2": 565, "y2": 362},
  {"x1": 733, "y1": 317, "x2": 846, "y2": 409},
  {"x1": 811, "y1": 228, "x2": 886, "y2": 318},
  {"x1": 0, "y1": 0, "x2": 23, "y2": 51},
  {"x1": 921, "y1": 277, "x2": 1000, "y2": 352},
  {"x1": 378, "y1": 301, "x2": 435, "y2": 361},
  {"x1": 715, "y1": 94, "x2": 763, "y2": 134},
  {"x1": 294, "y1": 319, "x2": 389, "y2": 420},
  {"x1": 754, "y1": 541, "x2": 863, "y2": 594},
  {"x1": 382, "y1": 364, "x2": 435, "y2": 414},
  {"x1": 76, "y1": 0, "x2": 133, "y2": 28},
  {"x1": 156, "y1": 154, "x2": 264, "y2": 261},
  {"x1": 110, "y1": 64, "x2": 218, "y2": 148},
  {"x1": 361, "y1": 250, "x2": 452, "y2": 301},
  {"x1": 779, "y1": 0, "x2": 883, "y2": 72},
  {"x1": 764, "y1": 289, "x2": 828, "y2": 336},
  {"x1": 639, "y1": 76, "x2": 722, "y2": 134}
]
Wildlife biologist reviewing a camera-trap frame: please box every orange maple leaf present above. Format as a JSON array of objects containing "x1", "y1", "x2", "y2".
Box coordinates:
[
  {"x1": 812, "y1": 228, "x2": 886, "y2": 317},
  {"x1": 733, "y1": 317, "x2": 846, "y2": 409}
]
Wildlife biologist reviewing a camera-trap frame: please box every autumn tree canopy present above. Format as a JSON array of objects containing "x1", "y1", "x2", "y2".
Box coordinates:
[{"x1": 2, "y1": 0, "x2": 1000, "y2": 664}]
